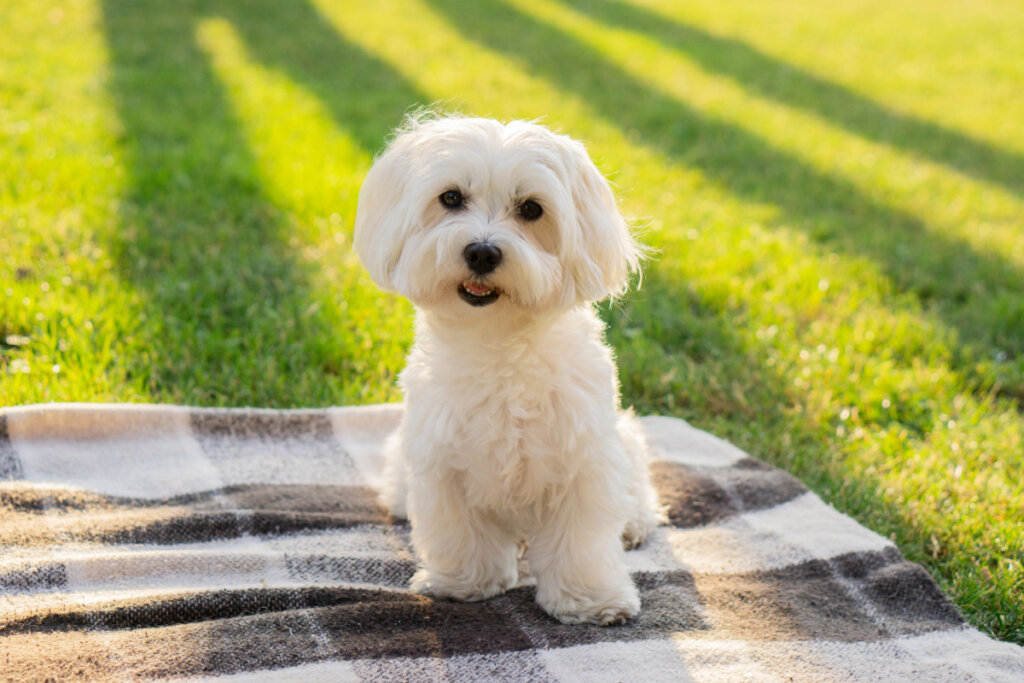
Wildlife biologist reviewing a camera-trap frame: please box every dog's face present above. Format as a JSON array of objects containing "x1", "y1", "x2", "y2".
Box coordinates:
[{"x1": 354, "y1": 117, "x2": 640, "y2": 317}]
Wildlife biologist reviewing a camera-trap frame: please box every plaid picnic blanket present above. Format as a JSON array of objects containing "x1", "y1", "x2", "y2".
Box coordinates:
[{"x1": 2, "y1": 403, "x2": 1022, "y2": 681}]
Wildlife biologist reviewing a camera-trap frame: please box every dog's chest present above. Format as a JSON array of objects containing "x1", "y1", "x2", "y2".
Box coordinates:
[
  {"x1": 460, "y1": 352, "x2": 568, "y2": 450},
  {"x1": 402, "y1": 309, "x2": 623, "y2": 511},
  {"x1": 452, "y1": 384, "x2": 577, "y2": 511},
  {"x1": 405, "y1": 340, "x2": 611, "y2": 510}
]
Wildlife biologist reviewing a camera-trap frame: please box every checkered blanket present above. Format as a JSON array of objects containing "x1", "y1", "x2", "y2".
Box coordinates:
[{"x1": 2, "y1": 403, "x2": 1022, "y2": 681}]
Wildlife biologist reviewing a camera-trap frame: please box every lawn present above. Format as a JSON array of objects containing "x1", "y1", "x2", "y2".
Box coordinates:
[{"x1": 2, "y1": 0, "x2": 1022, "y2": 644}]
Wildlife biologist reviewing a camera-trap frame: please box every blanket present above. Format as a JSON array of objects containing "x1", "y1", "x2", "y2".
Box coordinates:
[{"x1": 1, "y1": 403, "x2": 1022, "y2": 681}]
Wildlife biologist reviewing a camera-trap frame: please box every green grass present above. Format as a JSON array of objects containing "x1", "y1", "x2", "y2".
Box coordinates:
[{"x1": 2, "y1": 0, "x2": 1022, "y2": 644}]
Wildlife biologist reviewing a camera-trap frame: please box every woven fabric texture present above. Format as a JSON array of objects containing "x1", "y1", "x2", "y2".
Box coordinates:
[{"x1": 1, "y1": 403, "x2": 1022, "y2": 681}]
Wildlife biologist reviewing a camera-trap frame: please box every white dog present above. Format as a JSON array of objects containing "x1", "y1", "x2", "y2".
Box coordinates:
[{"x1": 354, "y1": 115, "x2": 664, "y2": 625}]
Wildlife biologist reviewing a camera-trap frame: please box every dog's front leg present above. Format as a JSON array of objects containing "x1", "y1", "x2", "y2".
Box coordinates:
[
  {"x1": 529, "y1": 476, "x2": 640, "y2": 625},
  {"x1": 407, "y1": 468, "x2": 519, "y2": 602}
]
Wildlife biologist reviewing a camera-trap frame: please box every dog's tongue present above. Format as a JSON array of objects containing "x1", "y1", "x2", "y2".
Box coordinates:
[{"x1": 463, "y1": 281, "x2": 493, "y2": 296}]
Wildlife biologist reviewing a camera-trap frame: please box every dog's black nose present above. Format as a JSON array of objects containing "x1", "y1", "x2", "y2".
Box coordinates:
[{"x1": 464, "y1": 242, "x2": 502, "y2": 274}]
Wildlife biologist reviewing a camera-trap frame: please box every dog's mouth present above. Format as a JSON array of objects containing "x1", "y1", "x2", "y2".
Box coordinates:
[{"x1": 458, "y1": 280, "x2": 500, "y2": 307}]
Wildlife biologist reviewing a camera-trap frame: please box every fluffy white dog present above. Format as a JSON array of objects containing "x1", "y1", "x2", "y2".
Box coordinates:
[{"x1": 354, "y1": 115, "x2": 664, "y2": 625}]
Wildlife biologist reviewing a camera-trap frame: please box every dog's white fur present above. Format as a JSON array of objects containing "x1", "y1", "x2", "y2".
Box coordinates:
[{"x1": 354, "y1": 115, "x2": 663, "y2": 625}]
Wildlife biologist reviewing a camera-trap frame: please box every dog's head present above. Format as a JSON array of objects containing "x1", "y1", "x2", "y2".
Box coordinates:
[{"x1": 354, "y1": 116, "x2": 641, "y2": 317}]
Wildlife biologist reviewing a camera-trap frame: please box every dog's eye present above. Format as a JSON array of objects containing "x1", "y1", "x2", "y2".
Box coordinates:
[
  {"x1": 439, "y1": 189, "x2": 464, "y2": 209},
  {"x1": 519, "y1": 200, "x2": 543, "y2": 221}
]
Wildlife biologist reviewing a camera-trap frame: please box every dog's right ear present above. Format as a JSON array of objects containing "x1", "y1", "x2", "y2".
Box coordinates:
[
  {"x1": 353, "y1": 147, "x2": 409, "y2": 292},
  {"x1": 560, "y1": 137, "x2": 643, "y2": 304}
]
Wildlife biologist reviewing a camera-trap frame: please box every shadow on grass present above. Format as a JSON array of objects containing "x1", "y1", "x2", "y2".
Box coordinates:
[
  {"x1": 99, "y1": 0, "x2": 424, "y2": 405},
  {"x1": 561, "y1": 0, "x2": 1024, "y2": 200},
  {"x1": 611, "y1": 252, "x2": 1014, "y2": 638},
  {"x1": 427, "y1": 0, "x2": 1024, "y2": 376},
  {"x1": 207, "y1": 0, "x2": 422, "y2": 154},
  {"x1": 612, "y1": 267, "x2": 882, "y2": 497}
]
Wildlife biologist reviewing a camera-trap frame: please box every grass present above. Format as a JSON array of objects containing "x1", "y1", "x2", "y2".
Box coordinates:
[{"x1": 1, "y1": 0, "x2": 1022, "y2": 644}]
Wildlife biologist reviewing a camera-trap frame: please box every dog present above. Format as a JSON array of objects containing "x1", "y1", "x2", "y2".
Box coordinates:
[{"x1": 353, "y1": 115, "x2": 663, "y2": 625}]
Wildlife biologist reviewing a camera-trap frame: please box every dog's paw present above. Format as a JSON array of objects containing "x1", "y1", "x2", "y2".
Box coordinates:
[
  {"x1": 538, "y1": 584, "x2": 640, "y2": 626},
  {"x1": 410, "y1": 568, "x2": 516, "y2": 602},
  {"x1": 621, "y1": 506, "x2": 665, "y2": 550},
  {"x1": 621, "y1": 520, "x2": 649, "y2": 550}
]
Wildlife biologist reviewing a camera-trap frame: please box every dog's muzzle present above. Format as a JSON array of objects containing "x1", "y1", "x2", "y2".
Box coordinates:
[{"x1": 459, "y1": 242, "x2": 502, "y2": 307}]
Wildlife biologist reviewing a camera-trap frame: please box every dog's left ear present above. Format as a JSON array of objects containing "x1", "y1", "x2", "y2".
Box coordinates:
[
  {"x1": 562, "y1": 139, "x2": 643, "y2": 304},
  {"x1": 353, "y1": 146, "x2": 410, "y2": 292}
]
